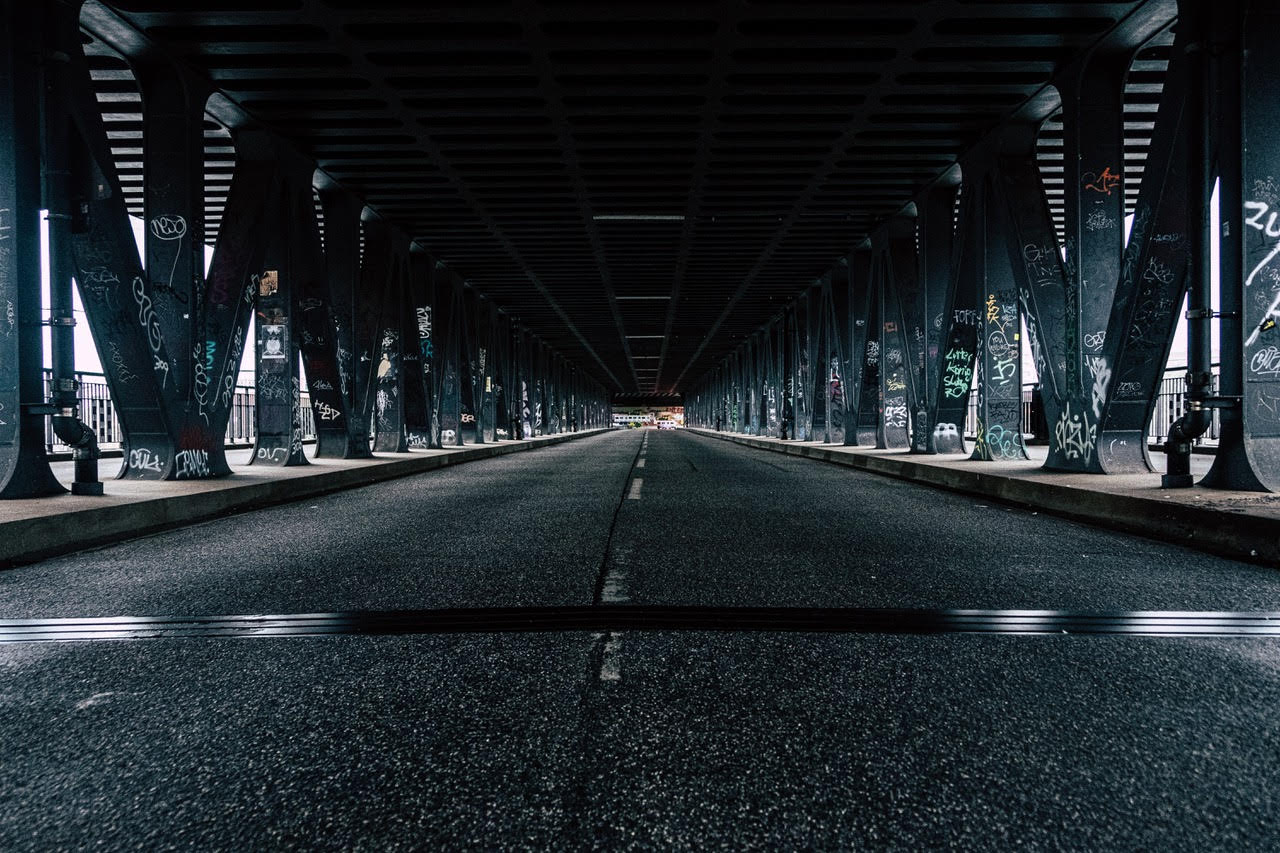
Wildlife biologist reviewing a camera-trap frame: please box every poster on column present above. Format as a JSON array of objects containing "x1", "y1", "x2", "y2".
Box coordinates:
[{"x1": 260, "y1": 324, "x2": 286, "y2": 360}]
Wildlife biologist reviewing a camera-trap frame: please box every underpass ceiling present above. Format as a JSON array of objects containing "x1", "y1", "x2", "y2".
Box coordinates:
[{"x1": 79, "y1": 0, "x2": 1171, "y2": 395}]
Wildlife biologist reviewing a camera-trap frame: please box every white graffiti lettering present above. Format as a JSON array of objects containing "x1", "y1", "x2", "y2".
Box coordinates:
[
  {"x1": 1055, "y1": 402, "x2": 1097, "y2": 463},
  {"x1": 174, "y1": 449, "x2": 209, "y2": 479},
  {"x1": 81, "y1": 266, "x2": 119, "y2": 286},
  {"x1": 132, "y1": 276, "x2": 164, "y2": 355},
  {"x1": 1085, "y1": 210, "x2": 1118, "y2": 233},
  {"x1": 315, "y1": 401, "x2": 342, "y2": 421},
  {"x1": 884, "y1": 396, "x2": 908, "y2": 429},
  {"x1": 128, "y1": 448, "x2": 164, "y2": 473},
  {"x1": 1250, "y1": 345, "x2": 1280, "y2": 378},
  {"x1": 1087, "y1": 356, "x2": 1111, "y2": 419},
  {"x1": 984, "y1": 424, "x2": 1023, "y2": 460},
  {"x1": 149, "y1": 215, "x2": 187, "y2": 241},
  {"x1": 153, "y1": 355, "x2": 170, "y2": 389}
]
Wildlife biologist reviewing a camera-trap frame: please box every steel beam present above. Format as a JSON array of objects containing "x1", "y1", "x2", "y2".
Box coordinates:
[
  {"x1": 137, "y1": 58, "x2": 208, "y2": 415},
  {"x1": 854, "y1": 251, "x2": 881, "y2": 447},
  {"x1": 1203, "y1": 0, "x2": 1280, "y2": 490},
  {"x1": 917, "y1": 182, "x2": 961, "y2": 454},
  {"x1": 0, "y1": 1, "x2": 65, "y2": 497},
  {"x1": 434, "y1": 264, "x2": 464, "y2": 446},
  {"x1": 873, "y1": 222, "x2": 914, "y2": 451},
  {"x1": 316, "y1": 189, "x2": 372, "y2": 459},
  {"x1": 1089, "y1": 21, "x2": 1192, "y2": 473},
  {"x1": 969, "y1": 173, "x2": 1031, "y2": 462},
  {"x1": 929, "y1": 181, "x2": 980, "y2": 455},
  {"x1": 371, "y1": 247, "x2": 407, "y2": 454},
  {"x1": 403, "y1": 252, "x2": 434, "y2": 450},
  {"x1": 827, "y1": 261, "x2": 851, "y2": 445},
  {"x1": 249, "y1": 192, "x2": 308, "y2": 469}
]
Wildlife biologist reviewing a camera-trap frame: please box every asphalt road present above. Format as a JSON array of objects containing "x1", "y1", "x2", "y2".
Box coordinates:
[{"x1": 2, "y1": 429, "x2": 1279, "y2": 850}]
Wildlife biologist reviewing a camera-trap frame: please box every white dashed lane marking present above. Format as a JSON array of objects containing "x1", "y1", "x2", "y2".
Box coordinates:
[
  {"x1": 636, "y1": 458, "x2": 646, "y2": 468},
  {"x1": 598, "y1": 633, "x2": 623, "y2": 682},
  {"x1": 601, "y1": 569, "x2": 628, "y2": 603},
  {"x1": 627, "y1": 478, "x2": 643, "y2": 499}
]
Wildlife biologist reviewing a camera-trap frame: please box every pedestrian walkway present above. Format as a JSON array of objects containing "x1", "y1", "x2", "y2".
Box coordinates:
[
  {"x1": 0, "y1": 429, "x2": 612, "y2": 567},
  {"x1": 689, "y1": 429, "x2": 1280, "y2": 566}
]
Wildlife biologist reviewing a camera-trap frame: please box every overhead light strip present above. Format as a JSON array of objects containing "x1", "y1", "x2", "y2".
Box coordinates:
[{"x1": 592, "y1": 215, "x2": 685, "y2": 222}]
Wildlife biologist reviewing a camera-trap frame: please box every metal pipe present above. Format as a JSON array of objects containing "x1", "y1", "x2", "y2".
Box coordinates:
[
  {"x1": 1163, "y1": 11, "x2": 1215, "y2": 488},
  {"x1": 41, "y1": 40, "x2": 101, "y2": 495}
]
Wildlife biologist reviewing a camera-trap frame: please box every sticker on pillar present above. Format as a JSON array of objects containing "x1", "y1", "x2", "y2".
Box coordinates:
[
  {"x1": 261, "y1": 325, "x2": 286, "y2": 360},
  {"x1": 259, "y1": 270, "x2": 279, "y2": 297}
]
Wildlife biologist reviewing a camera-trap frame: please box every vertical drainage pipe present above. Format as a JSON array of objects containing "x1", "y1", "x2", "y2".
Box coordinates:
[
  {"x1": 42, "y1": 45, "x2": 101, "y2": 495},
  {"x1": 1163, "y1": 20, "x2": 1215, "y2": 488}
]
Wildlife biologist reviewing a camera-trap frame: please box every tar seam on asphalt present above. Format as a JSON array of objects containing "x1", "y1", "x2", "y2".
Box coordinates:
[
  {"x1": 590, "y1": 432, "x2": 646, "y2": 607},
  {"x1": 7, "y1": 608, "x2": 1280, "y2": 643},
  {"x1": 586, "y1": 433, "x2": 647, "y2": 683}
]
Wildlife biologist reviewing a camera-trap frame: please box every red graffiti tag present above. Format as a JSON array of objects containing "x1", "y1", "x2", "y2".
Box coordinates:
[{"x1": 1084, "y1": 167, "x2": 1121, "y2": 196}]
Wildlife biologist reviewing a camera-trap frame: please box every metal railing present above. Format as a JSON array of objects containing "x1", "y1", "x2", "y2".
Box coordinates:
[
  {"x1": 42, "y1": 370, "x2": 316, "y2": 454},
  {"x1": 963, "y1": 363, "x2": 1221, "y2": 447},
  {"x1": 40, "y1": 365, "x2": 1219, "y2": 454}
]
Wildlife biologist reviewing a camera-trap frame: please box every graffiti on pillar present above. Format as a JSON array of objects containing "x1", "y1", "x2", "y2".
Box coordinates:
[
  {"x1": 1086, "y1": 355, "x2": 1111, "y2": 419},
  {"x1": 1082, "y1": 167, "x2": 1121, "y2": 196},
  {"x1": 148, "y1": 214, "x2": 188, "y2": 292},
  {"x1": 942, "y1": 347, "x2": 973, "y2": 398},
  {"x1": 520, "y1": 380, "x2": 533, "y2": 436},
  {"x1": 983, "y1": 424, "x2": 1024, "y2": 460},
  {"x1": 883, "y1": 396, "x2": 908, "y2": 429},
  {"x1": 315, "y1": 401, "x2": 341, "y2": 421},
  {"x1": 985, "y1": 295, "x2": 1019, "y2": 391},
  {"x1": 828, "y1": 356, "x2": 844, "y2": 425},
  {"x1": 1055, "y1": 400, "x2": 1097, "y2": 463},
  {"x1": 220, "y1": 300, "x2": 248, "y2": 410},
  {"x1": 1085, "y1": 209, "x2": 1119, "y2": 233},
  {"x1": 131, "y1": 275, "x2": 172, "y2": 385},
  {"x1": 174, "y1": 448, "x2": 210, "y2": 480},
  {"x1": 1244, "y1": 188, "x2": 1280, "y2": 348},
  {"x1": 128, "y1": 448, "x2": 165, "y2": 474},
  {"x1": 291, "y1": 377, "x2": 305, "y2": 459},
  {"x1": 417, "y1": 306, "x2": 433, "y2": 369},
  {"x1": 257, "y1": 373, "x2": 288, "y2": 403},
  {"x1": 375, "y1": 330, "x2": 400, "y2": 439},
  {"x1": 1018, "y1": 245, "x2": 1058, "y2": 383}
]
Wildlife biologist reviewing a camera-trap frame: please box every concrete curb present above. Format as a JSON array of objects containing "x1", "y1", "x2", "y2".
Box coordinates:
[
  {"x1": 1, "y1": 428, "x2": 614, "y2": 567},
  {"x1": 690, "y1": 429, "x2": 1280, "y2": 566}
]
